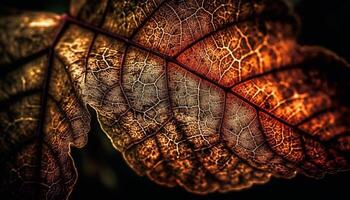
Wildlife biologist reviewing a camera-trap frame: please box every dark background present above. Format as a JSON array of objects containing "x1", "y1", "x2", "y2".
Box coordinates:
[{"x1": 1, "y1": 0, "x2": 349, "y2": 199}]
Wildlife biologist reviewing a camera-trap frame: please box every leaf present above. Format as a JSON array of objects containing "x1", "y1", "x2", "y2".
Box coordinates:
[
  {"x1": 0, "y1": 13, "x2": 90, "y2": 199},
  {"x1": 1, "y1": 0, "x2": 350, "y2": 198}
]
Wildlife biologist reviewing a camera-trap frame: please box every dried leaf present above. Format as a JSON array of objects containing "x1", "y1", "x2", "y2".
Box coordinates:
[{"x1": 1, "y1": 0, "x2": 350, "y2": 198}]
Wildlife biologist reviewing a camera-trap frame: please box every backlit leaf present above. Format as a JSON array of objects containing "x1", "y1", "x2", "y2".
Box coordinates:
[{"x1": 1, "y1": 0, "x2": 349, "y2": 198}]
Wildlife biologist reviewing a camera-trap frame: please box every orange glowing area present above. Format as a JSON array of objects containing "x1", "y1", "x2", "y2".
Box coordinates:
[{"x1": 28, "y1": 17, "x2": 59, "y2": 28}]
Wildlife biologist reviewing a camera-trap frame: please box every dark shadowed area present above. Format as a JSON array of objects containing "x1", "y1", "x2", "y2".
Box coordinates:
[{"x1": 1, "y1": 0, "x2": 349, "y2": 199}]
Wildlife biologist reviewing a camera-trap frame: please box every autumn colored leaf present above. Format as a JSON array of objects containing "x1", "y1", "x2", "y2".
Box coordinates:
[{"x1": 1, "y1": 0, "x2": 350, "y2": 199}]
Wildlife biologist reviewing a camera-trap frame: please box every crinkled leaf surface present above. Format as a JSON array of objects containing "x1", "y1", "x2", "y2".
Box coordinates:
[
  {"x1": 1, "y1": 0, "x2": 350, "y2": 199},
  {"x1": 0, "y1": 13, "x2": 90, "y2": 199}
]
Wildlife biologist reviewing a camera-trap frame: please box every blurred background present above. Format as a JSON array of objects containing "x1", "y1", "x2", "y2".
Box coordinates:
[{"x1": 1, "y1": 0, "x2": 349, "y2": 199}]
